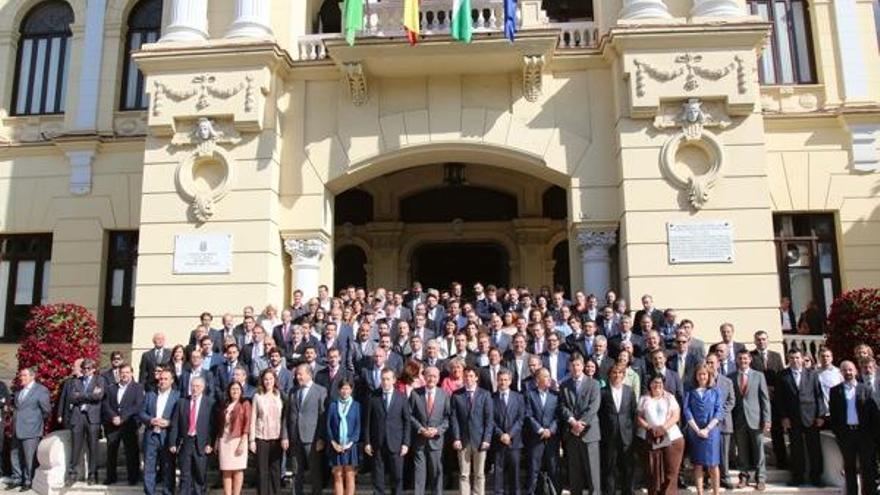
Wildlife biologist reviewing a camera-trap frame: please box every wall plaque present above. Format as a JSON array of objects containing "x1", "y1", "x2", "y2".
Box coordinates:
[
  {"x1": 173, "y1": 234, "x2": 233, "y2": 274},
  {"x1": 667, "y1": 221, "x2": 734, "y2": 264}
]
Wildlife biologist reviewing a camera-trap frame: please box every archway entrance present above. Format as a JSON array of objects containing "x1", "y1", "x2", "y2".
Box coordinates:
[{"x1": 410, "y1": 243, "x2": 510, "y2": 292}]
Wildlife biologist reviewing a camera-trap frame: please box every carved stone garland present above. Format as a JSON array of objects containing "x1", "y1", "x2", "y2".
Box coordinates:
[
  {"x1": 173, "y1": 118, "x2": 240, "y2": 222},
  {"x1": 523, "y1": 55, "x2": 545, "y2": 102},
  {"x1": 656, "y1": 99, "x2": 729, "y2": 210},
  {"x1": 633, "y1": 54, "x2": 746, "y2": 97},
  {"x1": 153, "y1": 73, "x2": 255, "y2": 117},
  {"x1": 343, "y1": 63, "x2": 368, "y2": 106}
]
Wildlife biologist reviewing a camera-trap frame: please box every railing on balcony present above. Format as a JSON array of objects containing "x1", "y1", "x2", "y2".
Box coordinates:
[
  {"x1": 782, "y1": 334, "x2": 826, "y2": 363},
  {"x1": 294, "y1": 0, "x2": 600, "y2": 61}
]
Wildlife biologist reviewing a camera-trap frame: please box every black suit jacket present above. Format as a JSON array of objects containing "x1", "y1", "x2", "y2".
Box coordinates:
[
  {"x1": 102, "y1": 381, "x2": 145, "y2": 429},
  {"x1": 750, "y1": 349, "x2": 785, "y2": 388},
  {"x1": 169, "y1": 394, "x2": 216, "y2": 452},
  {"x1": 599, "y1": 384, "x2": 637, "y2": 448},
  {"x1": 178, "y1": 368, "x2": 217, "y2": 400},
  {"x1": 364, "y1": 389, "x2": 411, "y2": 452},
  {"x1": 778, "y1": 368, "x2": 828, "y2": 427},
  {"x1": 65, "y1": 375, "x2": 107, "y2": 425},
  {"x1": 608, "y1": 333, "x2": 645, "y2": 359},
  {"x1": 828, "y1": 382, "x2": 878, "y2": 438},
  {"x1": 139, "y1": 348, "x2": 171, "y2": 390}
]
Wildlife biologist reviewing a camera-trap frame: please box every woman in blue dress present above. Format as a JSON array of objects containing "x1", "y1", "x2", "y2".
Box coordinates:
[
  {"x1": 684, "y1": 363, "x2": 724, "y2": 495},
  {"x1": 326, "y1": 378, "x2": 360, "y2": 495}
]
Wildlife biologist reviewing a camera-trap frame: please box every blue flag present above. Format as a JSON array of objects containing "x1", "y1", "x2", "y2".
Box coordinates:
[{"x1": 504, "y1": 0, "x2": 517, "y2": 41}]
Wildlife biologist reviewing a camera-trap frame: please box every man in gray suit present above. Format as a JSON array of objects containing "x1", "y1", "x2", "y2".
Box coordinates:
[
  {"x1": 729, "y1": 349, "x2": 771, "y2": 491},
  {"x1": 559, "y1": 353, "x2": 601, "y2": 495},
  {"x1": 707, "y1": 353, "x2": 736, "y2": 489},
  {"x1": 9, "y1": 367, "x2": 51, "y2": 491},
  {"x1": 283, "y1": 363, "x2": 328, "y2": 495},
  {"x1": 409, "y1": 365, "x2": 449, "y2": 495}
]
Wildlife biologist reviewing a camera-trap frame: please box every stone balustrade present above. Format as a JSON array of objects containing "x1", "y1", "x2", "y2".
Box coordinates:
[{"x1": 782, "y1": 334, "x2": 826, "y2": 362}]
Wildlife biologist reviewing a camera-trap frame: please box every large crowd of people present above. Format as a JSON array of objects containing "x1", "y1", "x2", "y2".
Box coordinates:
[{"x1": 4, "y1": 282, "x2": 880, "y2": 495}]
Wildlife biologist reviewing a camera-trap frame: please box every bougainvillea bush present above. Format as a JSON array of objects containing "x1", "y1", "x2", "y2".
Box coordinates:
[
  {"x1": 825, "y1": 288, "x2": 880, "y2": 363},
  {"x1": 15, "y1": 303, "x2": 101, "y2": 431}
]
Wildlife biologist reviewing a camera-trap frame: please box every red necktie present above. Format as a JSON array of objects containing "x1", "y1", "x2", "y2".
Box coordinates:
[
  {"x1": 188, "y1": 398, "x2": 198, "y2": 436},
  {"x1": 427, "y1": 390, "x2": 435, "y2": 415},
  {"x1": 739, "y1": 373, "x2": 748, "y2": 395}
]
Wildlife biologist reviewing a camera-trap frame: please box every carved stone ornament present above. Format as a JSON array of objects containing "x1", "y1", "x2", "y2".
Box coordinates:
[
  {"x1": 174, "y1": 119, "x2": 235, "y2": 223},
  {"x1": 284, "y1": 238, "x2": 328, "y2": 265},
  {"x1": 153, "y1": 73, "x2": 255, "y2": 117},
  {"x1": 633, "y1": 54, "x2": 746, "y2": 97},
  {"x1": 171, "y1": 117, "x2": 241, "y2": 157},
  {"x1": 523, "y1": 55, "x2": 545, "y2": 102},
  {"x1": 656, "y1": 98, "x2": 727, "y2": 210},
  {"x1": 343, "y1": 63, "x2": 368, "y2": 106},
  {"x1": 575, "y1": 230, "x2": 617, "y2": 251}
]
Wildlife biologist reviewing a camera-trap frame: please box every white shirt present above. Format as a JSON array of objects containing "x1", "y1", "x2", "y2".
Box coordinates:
[
  {"x1": 117, "y1": 382, "x2": 128, "y2": 404},
  {"x1": 155, "y1": 389, "x2": 171, "y2": 420},
  {"x1": 611, "y1": 384, "x2": 623, "y2": 412},
  {"x1": 817, "y1": 365, "x2": 843, "y2": 409},
  {"x1": 792, "y1": 368, "x2": 802, "y2": 388},
  {"x1": 548, "y1": 352, "x2": 559, "y2": 381},
  {"x1": 781, "y1": 310, "x2": 792, "y2": 331}
]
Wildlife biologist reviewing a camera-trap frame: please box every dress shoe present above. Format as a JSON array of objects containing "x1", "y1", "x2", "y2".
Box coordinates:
[
  {"x1": 20, "y1": 484, "x2": 31, "y2": 492},
  {"x1": 103, "y1": 477, "x2": 117, "y2": 485},
  {"x1": 5, "y1": 482, "x2": 21, "y2": 490},
  {"x1": 63, "y1": 478, "x2": 74, "y2": 488},
  {"x1": 756, "y1": 481, "x2": 766, "y2": 491},
  {"x1": 721, "y1": 479, "x2": 734, "y2": 490},
  {"x1": 736, "y1": 476, "x2": 750, "y2": 489},
  {"x1": 86, "y1": 477, "x2": 97, "y2": 486}
]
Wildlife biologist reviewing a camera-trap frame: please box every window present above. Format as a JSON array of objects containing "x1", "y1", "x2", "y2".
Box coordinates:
[
  {"x1": 748, "y1": 0, "x2": 816, "y2": 84},
  {"x1": 542, "y1": 186, "x2": 568, "y2": 220},
  {"x1": 11, "y1": 1, "x2": 73, "y2": 116},
  {"x1": 0, "y1": 234, "x2": 52, "y2": 342},
  {"x1": 121, "y1": 0, "x2": 161, "y2": 110},
  {"x1": 316, "y1": 0, "x2": 341, "y2": 33},
  {"x1": 334, "y1": 189, "x2": 374, "y2": 225},
  {"x1": 773, "y1": 213, "x2": 840, "y2": 334},
  {"x1": 542, "y1": 0, "x2": 593, "y2": 21},
  {"x1": 103, "y1": 231, "x2": 138, "y2": 343}
]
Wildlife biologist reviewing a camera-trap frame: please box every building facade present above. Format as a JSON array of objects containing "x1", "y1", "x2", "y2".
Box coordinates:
[{"x1": 0, "y1": 0, "x2": 878, "y2": 367}]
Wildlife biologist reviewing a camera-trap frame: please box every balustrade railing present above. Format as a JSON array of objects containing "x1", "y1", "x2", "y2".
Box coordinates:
[{"x1": 782, "y1": 334, "x2": 826, "y2": 363}]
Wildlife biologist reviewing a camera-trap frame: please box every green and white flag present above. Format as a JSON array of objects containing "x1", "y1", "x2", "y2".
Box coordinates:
[
  {"x1": 343, "y1": 0, "x2": 364, "y2": 46},
  {"x1": 451, "y1": 0, "x2": 472, "y2": 43}
]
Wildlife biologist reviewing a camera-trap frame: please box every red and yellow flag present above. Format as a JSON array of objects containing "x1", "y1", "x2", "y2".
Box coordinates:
[{"x1": 403, "y1": 0, "x2": 420, "y2": 45}]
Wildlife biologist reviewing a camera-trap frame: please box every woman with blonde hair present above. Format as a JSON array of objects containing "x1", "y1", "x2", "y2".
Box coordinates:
[{"x1": 684, "y1": 363, "x2": 724, "y2": 495}]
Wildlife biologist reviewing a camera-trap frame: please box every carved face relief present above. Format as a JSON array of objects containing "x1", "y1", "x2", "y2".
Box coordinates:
[{"x1": 197, "y1": 118, "x2": 215, "y2": 141}]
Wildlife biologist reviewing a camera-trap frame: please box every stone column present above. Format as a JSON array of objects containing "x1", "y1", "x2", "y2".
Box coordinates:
[
  {"x1": 575, "y1": 228, "x2": 617, "y2": 297},
  {"x1": 160, "y1": 0, "x2": 209, "y2": 43},
  {"x1": 620, "y1": 0, "x2": 672, "y2": 20},
  {"x1": 691, "y1": 0, "x2": 746, "y2": 17},
  {"x1": 226, "y1": 0, "x2": 275, "y2": 39},
  {"x1": 284, "y1": 237, "x2": 328, "y2": 300}
]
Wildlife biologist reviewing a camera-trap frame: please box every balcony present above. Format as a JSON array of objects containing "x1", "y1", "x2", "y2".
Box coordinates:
[
  {"x1": 782, "y1": 334, "x2": 825, "y2": 363},
  {"x1": 295, "y1": 0, "x2": 600, "y2": 61}
]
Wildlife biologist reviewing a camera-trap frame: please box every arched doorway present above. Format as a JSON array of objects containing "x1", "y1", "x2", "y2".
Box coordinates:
[
  {"x1": 410, "y1": 243, "x2": 510, "y2": 291},
  {"x1": 552, "y1": 240, "x2": 571, "y2": 296},
  {"x1": 334, "y1": 245, "x2": 367, "y2": 290}
]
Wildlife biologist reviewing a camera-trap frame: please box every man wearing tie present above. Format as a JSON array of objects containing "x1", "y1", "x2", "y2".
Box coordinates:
[
  {"x1": 355, "y1": 348, "x2": 385, "y2": 403},
  {"x1": 542, "y1": 332, "x2": 570, "y2": 389},
  {"x1": 364, "y1": 368, "x2": 410, "y2": 495},
  {"x1": 706, "y1": 353, "x2": 736, "y2": 490},
  {"x1": 316, "y1": 347, "x2": 350, "y2": 402},
  {"x1": 668, "y1": 333, "x2": 702, "y2": 390},
  {"x1": 492, "y1": 369, "x2": 525, "y2": 495},
  {"x1": 560, "y1": 354, "x2": 602, "y2": 495},
  {"x1": 609, "y1": 315, "x2": 644, "y2": 359},
  {"x1": 179, "y1": 349, "x2": 216, "y2": 400},
  {"x1": 408, "y1": 366, "x2": 449, "y2": 495},
  {"x1": 273, "y1": 309, "x2": 295, "y2": 355},
  {"x1": 503, "y1": 334, "x2": 532, "y2": 393},
  {"x1": 66, "y1": 359, "x2": 106, "y2": 486},
  {"x1": 451, "y1": 366, "x2": 493, "y2": 495},
  {"x1": 829, "y1": 360, "x2": 878, "y2": 495},
  {"x1": 214, "y1": 343, "x2": 242, "y2": 393},
  {"x1": 282, "y1": 363, "x2": 328, "y2": 495},
  {"x1": 729, "y1": 349, "x2": 771, "y2": 490},
  {"x1": 778, "y1": 348, "x2": 827, "y2": 487},
  {"x1": 102, "y1": 364, "x2": 144, "y2": 486},
  {"x1": 8, "y1": 368, "x2": 50, "y2": 491},
  {"x1": 525, "y1": 368, "x2": 560, "y2": 495},
  {"x1": 715, "y1": 342, "x2": 735, "y2": 378},
  {"x1": 749, "y1": 330, "x2": 787, "y2": 469},
  {"x1": 599, "y1": 365, "x2": 637, "y2": 495},
  {"x1": 139, "y1": 333, "x2": 171, "y2": 392},
  {"x1": 169, "y1": 376, "x2": 215, "y2": 495},
  {"x1": 478, "y1": 349, "x2": 504, "y2": 393},
  {"x1": 140, "y1": 370, "x2": 178, "y2": 495}
]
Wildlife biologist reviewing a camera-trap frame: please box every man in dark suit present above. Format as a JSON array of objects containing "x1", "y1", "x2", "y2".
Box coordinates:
[
  {"x1": 213, "y1": 343, "x2": 243, "y2": 394},
  {"x1": 57, "y1": 358, "x2": 83, "y2": 427},
  {"x1": 706, "y1": 353, "x2": 736, "y2": 489},
  {"x1": 316, "y1": 347, "x2": 351, "y2": 402},
  {"x1": 730, "y1": 349, "x2": 771, "y2": 490},
  {"x1": 282, "y1": 363, "x2": 328, "y2": 495},
  {"x1": 364, "y1": 368, "x2": 411, "y2": 495},
  {"x1": 478, "y1": 348, "x2": 505, "y2": 393},
  {"x1": 504, "y1": 333, "x2": 533, "y2": 393},
  {"x1": 633, "y1": 294, "x2": 664, "y2": 331},
  {"x1": 542, "y1": 332, "x2": 570, "y2": 388},
  {"x1": 717, "y1": 323, "x2": 746, "y2": 371},
  {"x1": 778, "y1": 348, "x2": 828, "y2": 486},
  {"x1": 273, "y1": 309, "x2": 296, "y2": 356},
  {"x1": 559, "y1": 354, "x2": 602, "y2": 495},
  {"x1": 102, "y1": 364, "x2": 144, "y2": 485},
  {"x1": 608, "y1": 315, "x2": 645, "y2": 359},
  {"x1": 318, "y1": 322, "x2": 350, "y2": 369},
  {"x1": 749, "y1": 329, "x2": 788, "y2": 469},
  {"x1": 139, "y1": 333, "x2": 171, "y2": 391},
  {"x1": 668, "y1": 332, "x2": 703, "y2": 390},
  {"x1": 142, "y1": 333, "x2": 172, "y2": 386},
  {"x1": 101, "y1": 351, "x2": 125, "y2": 386},
  {"x1": 65, "y1": 359, "x2": 106, "y2": 486},
  {"x1": 140, "y1": 369, "x2": 178, "y2": 495},
  {"x1": 524, "y1": 368, "x2": 560, "y2": 495},
  {"x1": 593, "y1": 336, "x2": 614, "y2": 379},
  {"x1": 492, "y1": 369, "x2": 525, "y2": 495},
  {"x1": 829, "y1": 360, "x2": 878, "y2": 495},
  {"x1": 408, "y1": 365, "x2": 449, "y2": 495},
  {"x1": 450, "y1": 366, "x2": 493, "y2": 495},
  {"x1": 8, "y1": 368, "x2": 50, "y2": 491},
  {"x1": 179, "y1": 349, "x2": 217, "y2": 400},
  {"x1": 566, "y1": 319, "x2": 598, "y2": 359},
  {"x1": 169, "y1": 376, "x2": 215, "y2": 495},
  {"x1": 600, "y1": 364, "x2": 637, "y2": 495},
  {"x1": 643, "y1": 349, "x2": 684, "y2": 405}
]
